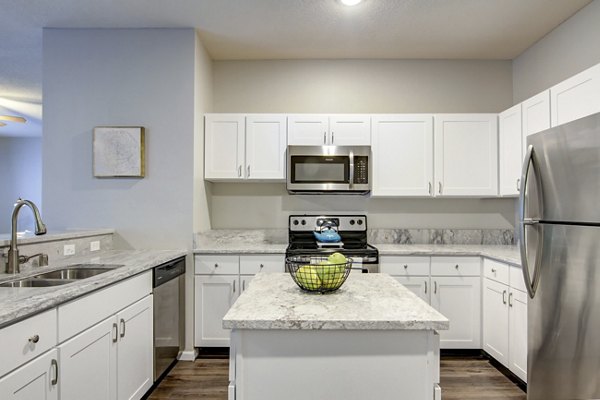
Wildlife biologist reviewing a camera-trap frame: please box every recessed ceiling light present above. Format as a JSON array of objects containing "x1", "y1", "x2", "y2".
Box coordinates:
[{"x1": 339, "y1": 0, "x2": 363, "y2": 6}]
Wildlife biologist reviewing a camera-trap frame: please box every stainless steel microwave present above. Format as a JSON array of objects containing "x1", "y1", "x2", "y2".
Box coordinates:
[{"x1": 286, "y1": 146, "x2": 371, "y2": 194}]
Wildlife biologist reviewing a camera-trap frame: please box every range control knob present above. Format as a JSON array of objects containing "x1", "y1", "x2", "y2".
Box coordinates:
[
  {"x1": 349, "y1": 220, "x2": 355, "y2": 225},
  {"x1": 293, "y1": 220, "x2": 299, "y2": 225},
  {"x1": 357, "y1": 219, "x2": 363, "y2": 225}
]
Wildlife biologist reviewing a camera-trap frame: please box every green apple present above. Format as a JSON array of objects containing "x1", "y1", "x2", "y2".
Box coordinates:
[
  {"x1": 295, "y1": 265, "x2": 321, "y2": 290},
  {"x1": 327, "y1": 252, "x2": 347, "y2": 265},
  {"x1": 315, "y1": 262, "x2": 346, "y2": 289}
]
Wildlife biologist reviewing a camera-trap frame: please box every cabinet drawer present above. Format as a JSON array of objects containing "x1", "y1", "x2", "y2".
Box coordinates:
[
  {"x1": 380, "y1": 256, "x2": 430, "y2": 276},
  {"x1": 483, "y1": 259, "x2": 509, "y2": 285},
  {"x1": 509, "y1": 264, "x2": 527, "y2": 293},
  {"x1": 0, "y1": 309, "x2": 57, "y2": 377},
  {"x1": 431, "y1": 257, "x2": 480, "y2": 276},
  {"x1": 240, "y1": 254, "x2": 284, "y2": 274},
  {"x1": 195, "y1": 255, "x2": 239, "y2": 275},
  {"x1": 58, "y1": 271, "x2": 152, "y2": 342}
]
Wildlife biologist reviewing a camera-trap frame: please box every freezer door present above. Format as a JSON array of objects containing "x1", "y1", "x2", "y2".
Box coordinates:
[
  {"x1": 528, "y1": 223, "x2": 600, "y2": 399},
  {"x1": 526, "y1": 112, "x2": 600, "y2": 225}
]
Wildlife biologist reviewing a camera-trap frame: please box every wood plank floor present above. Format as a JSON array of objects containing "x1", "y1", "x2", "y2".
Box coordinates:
[{"x1": 147, "y1": 356, "x2": 526, "y2": 399}]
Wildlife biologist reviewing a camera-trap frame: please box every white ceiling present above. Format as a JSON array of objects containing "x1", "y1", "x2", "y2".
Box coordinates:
[{"x1": 0, "y1": 0, "x2": 592, "y2": 137}]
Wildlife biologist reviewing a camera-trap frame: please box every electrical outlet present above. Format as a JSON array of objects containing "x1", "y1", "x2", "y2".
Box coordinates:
[
  {"x1": 64, "y1": 244, "x2": 76, "y2": 256},
  {"x1": 90, "y1": 241, "x2": 100, "y2": 252}
]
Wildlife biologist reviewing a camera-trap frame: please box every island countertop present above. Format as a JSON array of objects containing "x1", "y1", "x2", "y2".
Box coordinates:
[{"x1": 223, "y1": 272, "x2": 449, "y2": 331}]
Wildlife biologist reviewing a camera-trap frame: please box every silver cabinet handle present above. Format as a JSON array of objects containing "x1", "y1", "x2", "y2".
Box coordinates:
[
  {"x1": 404, "y1": 264, "x2": 408, "y2": 269},
  {"x1": 428, "y1": 182, "x2": 432, "y2": 195},
  {"x1": 214, "y1": 263, "x2": 218, "y2": 268},
  {"x1": 491, "y1": 268, "x2": 496, "y2": 273},
  {"x1": 323, "y1": 132, "x2": 326, "y2": 144},
  {"x1": 516, "y1": 178, "x2": 521, "y2": 192},
  {"x1": 120, "y1": 318, "x2": 126, "y2": 338},
  {"x1": 233, "y1": 280, "x2": 236, "y2": 293},
  {"x1": 438, "y1": 182, "x2": 443, "y2": 194},
  {"x1": 332, "y1": 132, "x2": 334, "y2": 144},
  {"x1": 509, "y1": 292, "x2": 513, "y2": 307},
  {"x1": 502, "y1": 290, "x2": 507, "y2": 304},
  {"x1": 455, "y1": 264, "x2": 459, "y2": 269},
  {"x1": 242, "y1": 280, "x2": 245, "y2": 291},
  {"x1": 112, "y1": 323, "x2": 118, "y2": 343},
  {"x1": 51, "y1": 359, "x2": 59, "y2": 386},
  {"x1": 238, "y1": 165, "x2": 242, "y2": 177},
  {"x1": 434, "y1": 281, "x2": 437, "y2": 294},
  {"x1": 247, "y1": 165, "x2": 250, "y2": 177},
  {"x1": 28, "y1": 334, "x2": 40, "y2": 344},
  {"x1": 260, "y1": 264, "x2": 264, "y2": 270},
  {"x1": 424, "y1": 280, "x2": 428, "y2": 294}
]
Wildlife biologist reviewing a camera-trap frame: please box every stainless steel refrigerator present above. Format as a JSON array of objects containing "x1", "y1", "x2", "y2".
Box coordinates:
[{"x1": 519, "y1": 112, "x2": 600, "y2": 399}]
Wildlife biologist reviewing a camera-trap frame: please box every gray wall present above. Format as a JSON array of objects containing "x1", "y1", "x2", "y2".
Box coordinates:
[
  {"x1": 513, "y1": 0, "x2": 600, "y2": 103},
  {"x1": 43, "y1": 29, "x2": 196, "y2": 250},
  {"x1": 0, "y1": 137, "x2": 42, "y2": 233},
  {"x1": 209, "y1": 59, "x2": 516, "y2": 229}
]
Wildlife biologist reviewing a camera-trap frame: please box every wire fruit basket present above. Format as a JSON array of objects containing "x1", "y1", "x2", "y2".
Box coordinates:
[{"x1": 286, "y1": 255, "x2": 353, "y2": 294}]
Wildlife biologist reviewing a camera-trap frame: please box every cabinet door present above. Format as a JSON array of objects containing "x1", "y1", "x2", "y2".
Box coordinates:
[
  {"x1": 522, "y1": 90, "x2": 550, "y2": 153},
  {"x1": 431, "y1": 276, "x2": 481, "y2": 349},
  {"x1": 434, "y1": 114, "x2": 498, "y2": 196},
  {"x1": 116, "y1": 296, "x2": 153, "y2": 400},
  {"x1": 240, "y1": 275, "x2": 254, "y2": 293},
  {"x1": 287, "y1": 115, "x2": 329, "y2": 145},
  {"x1": 509, "y1": 289, "x2": 528, "y2": 382},
  {"x1": 245, "y1": 115, "x2": 287, "y2": 180},
  {"x1": 59, "y1": 317, "x2": 117, "y2": 400},
  {"x1": 194, "y1": 275, "x2": 239, "y2": 347},
  {"x1": 550, "y1": 63, "x2": 600, "y2": 127},
  {"x1": 394, "y1": 276, "x2": 430, "y2": 304},
  {"x1": 482, "y1": 278, "x2": 509, "y2": 364},
  {"x1": 205, "y1": 114, "x2": 246, "y2": 180},
  {"x1": 0, "y1": 349, "x2": 58, "y2": 400},
  {"x1": 329, "y1": 115, "x2": 371, "y2": 145},
  {"x1": 498, "y1": 105, "x2": 522, "y2": 197},
  {"x1": 371, "y1": 115, "x2": 434, "y2": 196}
]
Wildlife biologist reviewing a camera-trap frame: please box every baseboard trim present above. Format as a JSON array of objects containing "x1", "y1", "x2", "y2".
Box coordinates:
[{"x1": 178, "y1": 349, "x2": 199, "y2": 361}]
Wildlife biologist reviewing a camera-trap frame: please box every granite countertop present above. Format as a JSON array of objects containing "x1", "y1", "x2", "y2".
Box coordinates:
[
  {"x1": 0, "y1": 249, "x2": 186, "y2": 329},
  {"x1": 194, "y1": 229, "x2": 288, "y2": 254},
  {"x1": 0, "y1": 229, "x2": 115, "y2": 247},
  {"x1": 374, "y1": 244, "x2": 521, "y2": 266},
  {"x1": 223, "y1": 272, "x2": 449, "y2": 331}
]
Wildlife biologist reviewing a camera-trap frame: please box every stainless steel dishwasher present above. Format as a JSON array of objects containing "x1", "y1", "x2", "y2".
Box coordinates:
[{"x1": 153, "y1": 256, "x2": 185, "y2": 381}]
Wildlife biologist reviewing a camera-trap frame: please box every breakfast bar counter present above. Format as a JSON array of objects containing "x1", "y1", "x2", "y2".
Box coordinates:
[{"x1": 223, "y1": 272, "x2": 449, "y2": 400}]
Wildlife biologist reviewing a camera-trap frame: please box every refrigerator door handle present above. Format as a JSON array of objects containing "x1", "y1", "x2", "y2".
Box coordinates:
[{"x1": 519, "y1": 144, "x2": 544, "y2": 299}]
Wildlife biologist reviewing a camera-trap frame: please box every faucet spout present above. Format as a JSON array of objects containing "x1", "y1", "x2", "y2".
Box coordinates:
[{"x1": 5, "y1": 198, "x2": 47, "y2": 274}]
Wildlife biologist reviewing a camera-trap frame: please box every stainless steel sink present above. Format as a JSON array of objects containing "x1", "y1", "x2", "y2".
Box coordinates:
[
  {"x1": 33, "y1": 264, "x2": 123, "y2": 280},
  {"x1": 0, "y1": 264, "x2": 123, "y2": 288},
  {"x1": 0, "y1": 278, "x2": 76, "y2": 288}
]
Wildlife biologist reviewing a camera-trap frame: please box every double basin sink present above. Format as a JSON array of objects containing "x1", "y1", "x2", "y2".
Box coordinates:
[{"x1": 0, "y1": 264, "x2": 124, "y2": 288}]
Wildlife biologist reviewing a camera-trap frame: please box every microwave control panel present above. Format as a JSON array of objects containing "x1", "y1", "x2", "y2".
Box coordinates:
[{"x1": 354, "y1": 156, "x2": 369, "y2": 184}]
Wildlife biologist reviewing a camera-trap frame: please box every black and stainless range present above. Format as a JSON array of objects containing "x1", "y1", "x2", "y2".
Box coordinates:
[{"x1": 286, "y1": 215, "x2": 379, "y2": 273}]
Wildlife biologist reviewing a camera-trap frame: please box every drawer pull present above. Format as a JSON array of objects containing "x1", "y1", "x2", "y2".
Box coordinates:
[
  {"x1": 404, "y1": 264, "x2": 408, "y2": 269},
  {"x1": 491, "y1": 268, "x2": 496, "y2": 273},
  {"x1": 509, "y1": 292, "x2": 514, "y2": 307},
  {"x1": 112, "y1": 323, "x2": 118, "y2": 343},
  {"x1": 233, "y1": 280, "x2": 236, "y2": 293},
  {"x1": 455, "y1": 264, "x2": 459, "y2": 269},
  {"x1": 120, "y1": 318, "x2": 126, "y2": 338},
  {"x1": 260, "y1": 264, "x2": 264, "y2": 269},
  {"x1": 502, "y1": 290, "x2": 507, "y2": 305},
  {"x1": 214, "y1": 263, "x2": 219, "y2": 268},
  {"x1": 424, "y1": 281, "x2": 428, "y2": 294},
  {"x1": 51, "y1": 359, "x2": 59, "y2": 386},
  {"x1": 434, "y1": 281, "x2": 437, "y2": 294},
  {"x1": 243, "y1": 280, "x2": 245, "y2": 291},
  {"x1": 28, "y1": 334, "x2": 40, "y2": 344}
]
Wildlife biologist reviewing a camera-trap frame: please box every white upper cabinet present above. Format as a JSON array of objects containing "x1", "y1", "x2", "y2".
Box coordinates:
[
  {"x1": 522, "y1": 90, "x2": 551, "y2": 152},
  {"x1": 551, "y1": 63, "x2": 600, "y2": 127},
  {"x1": 205, "y1": 114, "x2": 286, "y2": 181},
  {"x1": 498, "y1": 104, "x2": 522, "y2": 197},
  {"x1": 371, "y1": 115, "x2": 434, "y2": 196},
  {"x1": 245, "y1": 115, "x2": 287, "y2": 180},
  {"x1": 288, "y1": 115, "x2": 371, "y2": 146},
  {"x1": 205, "y1": 114, "x2": 246, "y2": 180},
  {"x1": 434, "y1": 114, "x2": 498, "y2": 196}
]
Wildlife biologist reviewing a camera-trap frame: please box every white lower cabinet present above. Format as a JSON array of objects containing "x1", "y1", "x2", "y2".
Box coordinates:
[
  {"x1": 508, "y1": 288, "x2": 528, "y2": 382},
  {"x1": 0, "y1": 349, "x2": 58, "y2": 400},
  {"x1": 194, "y1": 254, "x2": 285, "y2": 348},
  {"x1": 483, "y1": 278, "x2": 509, "y2": 364},
  {"x1": 59, "y1": 295, "x2": 153, "y2": 400},
  {"x1": 394, "y1": 276, "x2": 430, "y2": 304},
  {"x1": 194, "y1": 275, "x2": 239, "y2": 347}
]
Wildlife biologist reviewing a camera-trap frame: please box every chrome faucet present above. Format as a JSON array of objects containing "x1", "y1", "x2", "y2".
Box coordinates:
[{"x1": 3, "y1": 198, "x2": 47, "y2": 274}]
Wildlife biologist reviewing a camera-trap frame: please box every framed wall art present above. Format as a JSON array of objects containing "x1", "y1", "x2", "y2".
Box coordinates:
[{"x1": 93, "y1": 126, "x2": 145, "y2": 178}]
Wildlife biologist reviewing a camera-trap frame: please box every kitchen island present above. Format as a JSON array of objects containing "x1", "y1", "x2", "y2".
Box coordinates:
[{"x1": 223, "y1": 272, "x2": 449, "y2": 400}]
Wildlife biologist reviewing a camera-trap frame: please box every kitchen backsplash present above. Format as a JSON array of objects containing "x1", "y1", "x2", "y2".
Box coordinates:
[{"x1": 367, "y1": 229, "x2": 515, "y2": 245}]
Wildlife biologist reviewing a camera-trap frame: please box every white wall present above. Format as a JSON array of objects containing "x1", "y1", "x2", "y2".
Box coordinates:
[
  {"x1": 513, "y1": 0, "x2": 600, "y2": 103},
  {"x1": 209, "y1": 59, "x2": 516, "y2": 229},
  {"x1": 43, "y1": 28, "x2": 196, "y2": 250},
  {"x1": 0, "y1": 137, "x2": 42, "y2": 233},
  {"x1": 214, "y1": 59, "x2": 513, "y2": 113}
]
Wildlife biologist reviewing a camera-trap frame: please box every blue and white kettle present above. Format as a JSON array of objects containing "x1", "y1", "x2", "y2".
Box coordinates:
[{"x1": 313, "y1": 222, "x2": 341, "y2": 243}]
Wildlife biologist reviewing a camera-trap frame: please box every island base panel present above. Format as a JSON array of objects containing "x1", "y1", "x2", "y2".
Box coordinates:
[{"x1": 229, "y1": 329, "x2": 441, "y2": 400}]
